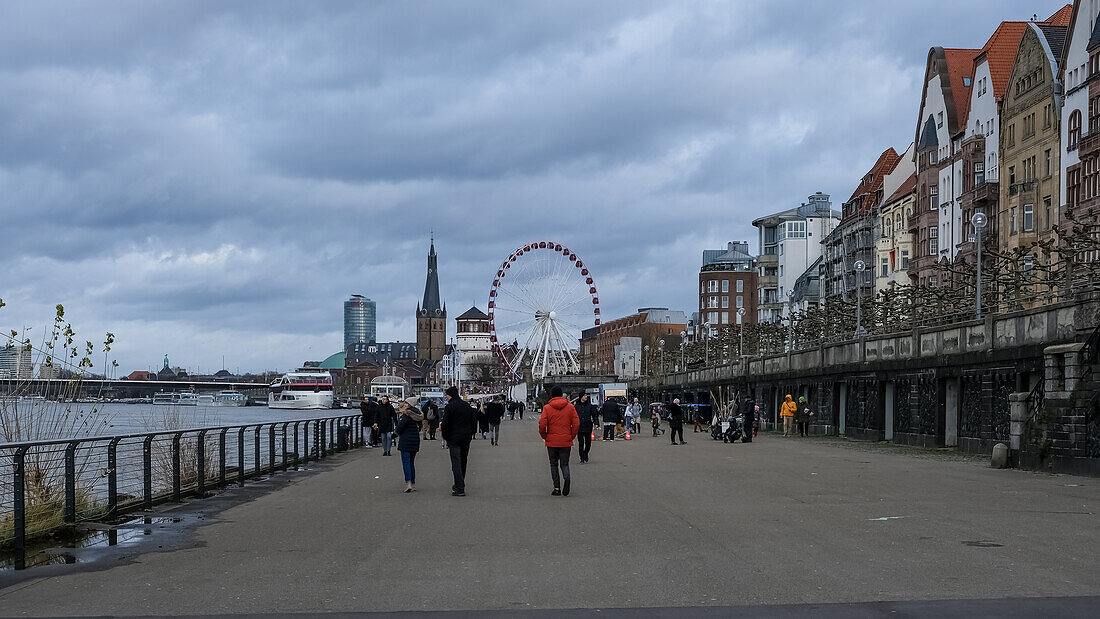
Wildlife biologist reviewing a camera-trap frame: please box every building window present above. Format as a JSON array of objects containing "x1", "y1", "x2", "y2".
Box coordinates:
[
  {"x1": 1011, "y1": 207, "x2": 1018, "y2": 235},
  {"x1": 929, "y1": 185, "x2": 939, "y2": 209},
  {"x1": 1023, "y1": 113, "x2": 1035, "y2": 139},
  {"x1": 785, "y1": 221, "x2": 806, "y2": 238},
  {"x1": 1009, "y1": 166, "x2": 1015, "y2": 185},
  {"x1": 901, "y1": 250, "x2": 910, "y2": 269},
  {"x1": 1044, "y1": 196, "x2": 1052, "y2": 229},
  {"x1": 708, "y1": 280, "x2": 718, "y2": 293},
  {"x1": 880, "y1": 257, "x2": 888, "y2": 278},
  {"x1": 1045, "y1": 149, "x2": 1052, "y2": 177},
  {"x1": 1007, "y1": 123, "x2": 1015, "y2": 147},
  {"x1": 1023, "y1": 203, "x2": 1034, "y2": 232},
  {"x1": 707, "y1": 312, "x2": 718, "y2": 324},
  {"x1": 736, "y1": 295, "x2": 744, "y2": 308},
  {"x1": 973, "y1": 162, "x2": 984, "y2": 186},
  {"x1": 929, "y1": 227, "x2": 938, "y2": 255},
  {"x1": 1043, "y1": 104, "x2": 1052, "y2": 129},
  {"x1": 736, "y1": 280, "x2": 744, "y2": 292},
  {"x1": 1091, "y1": 95, "x2": 1100, "y2": 134},
  {"x1": 721, "y1": 296, "x2": 729, "y2": 308},
  {"x1": 721, "y1": 280, "x2": 729, "y2": 293},
  {"x1": 937, "y1": 112, "x2": 943, "y2": 128},
  {"x1": 708, "y1": 296, "x2": 718, "y2": 309},
  {"x1": 1070, "y1": 110, "x2": 1082, "y2": 150}
]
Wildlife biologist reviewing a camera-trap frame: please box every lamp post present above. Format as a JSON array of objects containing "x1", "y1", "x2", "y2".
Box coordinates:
[
  {"x1": 644, "y1": 345, "x2": 650, "y2": 377},
  {"x1": 786, "y1": 290, "x2": 795, "y2": 351},
  {"x1": 658, "y1": 339, "x2": 665, "y2": 377},
  {"x1": 679, "y1": 330, "x2": 686, "y2": 371},
  {"x1": 737, "y1": 307, "x2": 746, "y2": 359},
  {"x1": 853, "y1": 259, "x2": 867, "y2": 338},
  {"x1": 972, "y1": 212, "x2": 987, "y2": 319},
  {"x1": 703, "y1": 322, "x2": 711, "y2": 365}
]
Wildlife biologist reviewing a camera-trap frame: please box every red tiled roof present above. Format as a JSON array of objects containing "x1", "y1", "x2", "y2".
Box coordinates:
[
  {"x1": 1046, "y1": 4, "x2": 1073, "y2": 27},
  {"x1": 883, "y1": 173, "x2": 917, "y2": 206},
  {"x1": 978, "y1": 22, "x2": 1029, "y2": 101},
  {"x1": 944, "y1": 48, "x2": 980, "y2": 128},
  {"x1": 846, "y1": 147, "x2": 901, "y2": 211}
]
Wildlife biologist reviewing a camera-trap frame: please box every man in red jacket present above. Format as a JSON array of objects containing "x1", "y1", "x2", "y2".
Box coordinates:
[{"x1": 539, "y1": 385, "x2": 580, "y2": 496}]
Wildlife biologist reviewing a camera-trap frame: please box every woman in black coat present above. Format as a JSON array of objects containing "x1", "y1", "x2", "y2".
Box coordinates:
[
  {"x1": 573, "y1": 393, "x2": 598, "y2": 463},
  {"x1": 375, "y1": 395, "x2": 398, "y2": 455},
  {"x1": 395, "y1": 398, "x2": 424, "y2": 492}
]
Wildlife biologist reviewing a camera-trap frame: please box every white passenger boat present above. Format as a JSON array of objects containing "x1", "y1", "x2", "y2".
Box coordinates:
[
  {"x1": 269, "y1": 371, "x2": 334, "y2": 409},
  {"x1": 152, "y1": 391, "x2": 199, "y2": 406}
]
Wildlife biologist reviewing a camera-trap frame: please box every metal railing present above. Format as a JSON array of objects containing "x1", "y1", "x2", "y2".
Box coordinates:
[{"x1": 2, "y1": 414, "x2": 363, "y2": 569}]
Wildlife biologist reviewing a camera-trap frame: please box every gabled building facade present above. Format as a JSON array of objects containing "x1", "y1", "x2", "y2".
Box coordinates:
[
  {"x1": 699, "y1": 241, "x2": 757, "y2": 327},
  {"x1": 822, "y1": 147, "x2": 902, "y2": 302},
  {"x1": 1061, "y1": 0, "x2": 1100, "y2": 222},
  {"x1": 911, "y1": 47, "x2": 980, "y2": 287},
  {"x1": 1001, "y1": 18, "x2": 1069, "y2": 251},
  {"x1": 876, "y1": 143, "x2": 917, "y2": 290}
]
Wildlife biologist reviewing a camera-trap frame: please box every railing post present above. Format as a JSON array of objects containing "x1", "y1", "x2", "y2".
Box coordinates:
[
  {"x1": 197, "y1": 429, "x2": 208, "y2": 497},
  {"x1": 302, "y1": 421, "x2": 309, "y2": 463},
  {"x1": 171, "y1": 432, "x2": 182, "y2": 502},
  {"x1": 281, "y1": 422, "x2": 289, "y2": 472},
  {"x1": 237, "y1": 428, "x2": 246, "y2": 487},
  {"x1": 294, "y1": 421, "x2": 301, "y2": 466},
  {"x1": 13, "y1": 446, "x2": 28, "y2": 570},
  {"x1": 268, "y1": 425, "x2": 276, "y2": 475},
  {"x1": 218, "y1": 429, "x2": 228, "y2": 488},
  {"x1": 64, "y1": 441, "x2": 77, "y2": 523},
  {"x1": 143, "y1": 435, "x2": 153, "y2": 509},
  {"x1": 318, "y1": 420, "x2": 325, "y2": 459},
  {"x1": 107, "y1": 438, "x2": 120, "y2": 520},
  {"x1": 253, "y1": 425, "x2": 261, "y2": 476}
]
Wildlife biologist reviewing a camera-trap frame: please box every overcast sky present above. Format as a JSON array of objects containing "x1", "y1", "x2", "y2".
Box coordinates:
[{"x1": 0, "y1": 0, "x2": 1066, "y2": 374}]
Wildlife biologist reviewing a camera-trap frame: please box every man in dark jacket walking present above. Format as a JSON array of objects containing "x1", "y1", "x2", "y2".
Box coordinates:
[
  {"x1": 441, "y1": 386, "x2": 476, "y2": 496},
  {"x1": 376, "y1": 395, "x2": 398, "y2": 456},
  {"x1": 600, "y1": 397, "x2": 622, "y2": 441},
  {"x1": 485, "y1": 397, "x2": 505, "y2": 445},
  {"x1": 573, "y1": 393, "x2": 598, "y2": 463},
  {"x1": 360, "y1": 396, "x2": 376, "y2": 449},
  {"x1": 667, "y1": 398, "x2": 686, "y2": 445}
]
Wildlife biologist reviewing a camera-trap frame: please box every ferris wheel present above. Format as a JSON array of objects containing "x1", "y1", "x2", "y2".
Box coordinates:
[{"x1": 489, "y1": 241, "x2": 600, "y2": 381}]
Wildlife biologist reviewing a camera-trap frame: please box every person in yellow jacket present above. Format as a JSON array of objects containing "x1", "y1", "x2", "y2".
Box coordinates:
[{"x1": 780, "y1": 394, "x2": 798, "y2": 437}]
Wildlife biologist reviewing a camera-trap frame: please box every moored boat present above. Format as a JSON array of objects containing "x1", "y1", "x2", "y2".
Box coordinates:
[{"x1": 269, "y1": 371, "x2": 334, "y2": 409}]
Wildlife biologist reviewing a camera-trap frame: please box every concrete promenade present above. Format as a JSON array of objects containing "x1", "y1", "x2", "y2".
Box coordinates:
[{"x1": 1, "y1": 417, "x2": 1099, "y2": 616}]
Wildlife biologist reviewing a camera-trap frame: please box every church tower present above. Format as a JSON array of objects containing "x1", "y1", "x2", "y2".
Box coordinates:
[{"x1": 416, "y1": 237, "x2": 447, "y2": 362}]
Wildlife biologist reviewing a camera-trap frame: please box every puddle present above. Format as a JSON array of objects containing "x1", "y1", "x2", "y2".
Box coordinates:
[{"x1": 1, "y1": 515, "x2": 190, "y2": 570}]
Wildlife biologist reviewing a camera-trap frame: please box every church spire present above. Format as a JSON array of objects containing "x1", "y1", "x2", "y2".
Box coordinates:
[{"x1": 421, "y1": 237, "x2": 442, "y2": 317}]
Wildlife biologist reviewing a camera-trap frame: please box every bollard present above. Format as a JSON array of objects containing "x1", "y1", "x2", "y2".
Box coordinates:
[{"x1": 991, "y1": 442, "x2": 1009, "y2": 469}]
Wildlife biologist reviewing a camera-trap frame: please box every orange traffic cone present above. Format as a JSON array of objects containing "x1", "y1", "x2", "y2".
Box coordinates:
[
  {"x1": 624, "y1": 429, "x2": 631, "y2": 440},
  {"x1": 591, "y1": 431, "x2": 595, "y2": 440}
]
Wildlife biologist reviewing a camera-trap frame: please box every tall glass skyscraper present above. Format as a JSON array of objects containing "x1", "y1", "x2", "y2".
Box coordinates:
[{"x1": 344, "y1": 295, "x2": 377, "y2": 350}]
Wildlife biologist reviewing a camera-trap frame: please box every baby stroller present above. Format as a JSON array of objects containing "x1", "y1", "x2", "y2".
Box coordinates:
[{"x1": 722, "y1": 416, "x2": 743, "y2": 443}]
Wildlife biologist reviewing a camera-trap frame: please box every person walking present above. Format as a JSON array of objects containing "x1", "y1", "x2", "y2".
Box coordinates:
[
  {"x1": 780, "y1": 394, "x2": 797, "y2": 437},
  {"x1": 476, "y1": 400, "x2": 489, "y2": 440},
  {"x1": 574, "y1": 393, "x2": 598, "y2": 463},
  {"x1": 423, "y1": 399, "x2": 440, "y2": 440},
  {"x1": 739, "y1": 398, "x2": 754, "y2": 443},
  {"x1": 485, "y1": 397, "x2": 505, "y2": 445},
  {"x1": 441, "y1": 386, "x2": 476, "y2": 496},
  {"x1": 600, "y1": 396, "x2": 621, "y2": 441},
  {"x1": 627, "y1": 398, "x2": 642, "y2": 434},
  {"x1": 796, "y1": 396, "x2": 813, "y2": 437},
  {"x1": 651, "y1": 406, "x2": 662, "y2": 437},
  {"x1": 667, "y1": 398, "x2": 686, "y2": 445},
  {"x1": 376, "y1": 395, "x2": 398, "y2": 455},
  {"x1": 360, "y1": 396, "x2": 376, "y2": 449},
  {"x1": 539, "y1": 386, "x2": 580, "y2": 496},
  {"x1": 395, "y1": 398, "x2": 424, "y2": 492}
]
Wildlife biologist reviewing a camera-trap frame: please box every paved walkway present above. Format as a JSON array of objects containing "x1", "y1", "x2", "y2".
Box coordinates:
[{"x1": 1, "y1": 419, "x2": 1099, "y2": 616}]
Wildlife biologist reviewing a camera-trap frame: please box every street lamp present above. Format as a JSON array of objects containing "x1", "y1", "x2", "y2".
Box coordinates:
[
  {"x1": 785, "y1": 290, "x2": 795, "y2": 351},
  {"x1": 644, "y1": 344, "x2": 650, "y2": 376},
  {"x1": 703, "y1": 322, "x2": 711, "y2": 365},
  {"x1": 972, "y1": 212, "x2": 987, "y2": 319},
  {"x1": 854, "y1": 259, "x2": 867, "y2": 338},
  {"x1": 737, "y1": 307, "x2": 746, "y2": 358},
  {"x1": 658, "y1": 339, "x2": 665, "y2": 376},
  {"x1": 679, "y1": 330, "x2": 686, "y2": 371}
]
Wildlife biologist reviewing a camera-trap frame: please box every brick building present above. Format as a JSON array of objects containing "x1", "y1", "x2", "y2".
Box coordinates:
[
  {"x1": 698, "y1": 241, "x2": 757, "y2": 328},
  {"x1": 581, "y1": 308, "x2": 688, "y2": 376}
]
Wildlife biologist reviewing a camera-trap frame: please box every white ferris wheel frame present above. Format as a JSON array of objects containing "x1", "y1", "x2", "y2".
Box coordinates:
[{"x1": 488, "y1": 241, "x2": 600, "y2": 381}]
